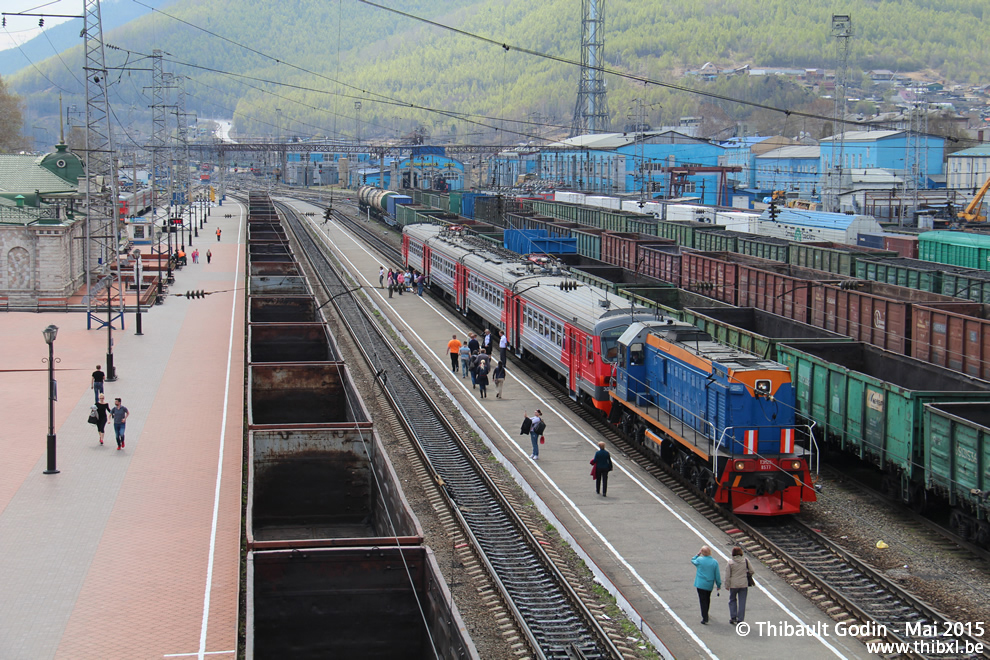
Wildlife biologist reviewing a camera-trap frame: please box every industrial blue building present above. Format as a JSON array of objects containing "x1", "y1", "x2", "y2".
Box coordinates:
[
  {"x1": 755, "y1": 145, "x2": 821, "y2": 198},
  {"x1": 820, "y1": 130, "x2": 945, "y2": 182}
]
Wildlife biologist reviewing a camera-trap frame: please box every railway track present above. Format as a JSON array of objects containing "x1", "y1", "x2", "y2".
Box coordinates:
[
  {"x1": 284, "y1": 190, "x2": 990, "y2": 658},
  {"x1": 274, "y1": 198, "x2": 620, "y2": 660}
]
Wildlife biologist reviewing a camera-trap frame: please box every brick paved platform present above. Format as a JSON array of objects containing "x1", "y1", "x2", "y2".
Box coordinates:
[{"x1": 0, "y1": 201, "x2": 245, "y2": 660}]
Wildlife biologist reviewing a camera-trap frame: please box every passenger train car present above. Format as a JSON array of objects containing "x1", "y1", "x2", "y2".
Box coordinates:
[
  {"x1": 403, "y1": 223, "x2": 660, "y2": 412},
  {"x1": 118, "y1": 187, "x2": 154, "y2": 218},
  {"x1": 610, "y1": 319, "x2": 818, "y2": 515}
]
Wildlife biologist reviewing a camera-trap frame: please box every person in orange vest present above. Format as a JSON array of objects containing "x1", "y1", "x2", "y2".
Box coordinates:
[{"x1": 216, "y1": 227, "x2": 222, "y2": 242}]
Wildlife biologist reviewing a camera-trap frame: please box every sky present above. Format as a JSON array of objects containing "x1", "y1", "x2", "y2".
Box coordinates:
[{"x1": 1, "y1": 0, "x2": 87, "y2": 53}]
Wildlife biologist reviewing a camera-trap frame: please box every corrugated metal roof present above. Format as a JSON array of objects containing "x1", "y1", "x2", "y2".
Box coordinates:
[
  {"x1": 756, "y1": 145, "x2": 821, "y2": 159},
  {"x1": 820, "y1": 130, "x2": 903, "y2": 142},
  {"x1": 761, "y1": 208, "x2": 868, "y2": 229},
  {"x1": 0, "y1": 154, "x2": 80, "y2": 193},
  {"x1": 546, "y1": 133, "x2": 639, "y2": 149},
  {"x1": 948, "y1": 146, "x2": 990, "y2": 157},
  {"x1": 919, "y1": 230, "x2": 990, "y2": 247}
]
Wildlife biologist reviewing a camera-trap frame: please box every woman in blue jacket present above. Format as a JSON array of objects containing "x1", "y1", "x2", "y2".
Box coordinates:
[{"x1": 691, "y1": 545, "x2": 721, "y2": 624}]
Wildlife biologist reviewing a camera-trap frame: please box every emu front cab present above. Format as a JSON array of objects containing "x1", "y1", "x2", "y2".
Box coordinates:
[{"x1": 609, "y1": 320, "x2": 818, "y2": 516}]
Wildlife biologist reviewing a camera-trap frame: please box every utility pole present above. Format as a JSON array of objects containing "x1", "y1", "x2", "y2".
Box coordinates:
[
  {"x1": 823, "y1": 14, "x2": 852, "y2": 213},
  {"x1": 81, "y1": 0, "x2": 123, "y2": 381}
]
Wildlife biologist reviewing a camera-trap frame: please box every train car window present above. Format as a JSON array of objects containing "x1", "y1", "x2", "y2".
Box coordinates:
[{"x1": 587, "y1": 338, "x2": 594, "y2": 362}]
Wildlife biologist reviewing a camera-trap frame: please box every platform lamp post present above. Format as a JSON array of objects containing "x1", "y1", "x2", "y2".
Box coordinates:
[
  {"x1": 133, "y1": 249, "x2": 144, "y2": 335},
  {"x1": 191, "y1": 199, "x2": 198, "y2": 239},
  {"x1": 42, "y1": 324, "x2": 60, "y2": 475}
]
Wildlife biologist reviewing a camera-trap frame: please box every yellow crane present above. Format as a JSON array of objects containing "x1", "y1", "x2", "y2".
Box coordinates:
[{"x1": 957, "y1": 175, "x2": 990, "y2": 223}]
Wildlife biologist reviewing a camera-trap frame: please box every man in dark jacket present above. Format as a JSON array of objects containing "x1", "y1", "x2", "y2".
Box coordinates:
[{"x1": 592, "y1": 441, "x2": 613, "y2": 496}]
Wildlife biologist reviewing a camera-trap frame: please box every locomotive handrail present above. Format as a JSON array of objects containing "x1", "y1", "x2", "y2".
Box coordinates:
[
  {"x1": 714, "y1": 422, "x2": 820, "y2": 479},
  {"x1": 623, "y1": 372, "x2": 717, "y2": 447}
]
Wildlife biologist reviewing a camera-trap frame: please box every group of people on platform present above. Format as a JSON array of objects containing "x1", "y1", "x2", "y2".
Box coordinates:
[
  {"x1": 88, "y1": 366, "x2": 130, "y2": 450},
  {"x1": 381, "y1": 265, "x2": 425, "y2": 297},
  {"x1": 446, "y1": 330, "x2": 508, "y2": 401}
]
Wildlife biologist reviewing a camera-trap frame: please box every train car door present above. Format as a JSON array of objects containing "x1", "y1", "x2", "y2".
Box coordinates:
[
  {"x1": 402, "y1": 234, "x2": 409, "y2": 265},
  {"x1": 455, "y1": 262, "x2": 467, "y2": 312},
  {"x1": 422, "y1": 244, "x2": 431, "y2": 279},
  {"x1": 566, "y1": 326, "x2": 579, "y2": 399}
]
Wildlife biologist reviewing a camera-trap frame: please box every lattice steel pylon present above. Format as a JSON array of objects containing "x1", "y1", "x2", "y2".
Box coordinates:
[
  {"x1": 570, "y1": 0, "x2": 610, "y2": 137},
  {"x1": 823, "y1": 14, "x2": 852, "y2": 213},
  {"x1": 149, "y1": 51, "x2": 168, "y2": 232},
  {"x1": 82, "y1": 0, "x2": 123, "y2": 331},
  {"x1": 901, "y1": 101, "x2": 927, "y2": 225}
]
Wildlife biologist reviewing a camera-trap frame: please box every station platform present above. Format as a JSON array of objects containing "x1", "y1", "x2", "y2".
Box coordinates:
[
  {"x1": 289, "y1": 198, "x2": 878, "y2": 660},
  {"x1": 0, "y1": 200, "x2": 246, "y2": 660}
]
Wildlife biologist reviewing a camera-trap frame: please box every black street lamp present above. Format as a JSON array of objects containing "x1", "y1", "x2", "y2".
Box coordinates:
[{"x1": 42, "y1": 324, "x2": 60, "y2": 475}]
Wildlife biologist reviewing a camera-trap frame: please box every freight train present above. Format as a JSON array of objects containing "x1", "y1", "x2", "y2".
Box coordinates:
[
  {"x1": 608, "y1": 319, "x2": 818, "y2": 516},
  {"x1": 403, "y1": 223, "x2": 661, "y2": 412}
]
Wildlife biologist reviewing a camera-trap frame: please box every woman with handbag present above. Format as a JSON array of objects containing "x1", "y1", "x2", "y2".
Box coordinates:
[
  {"x1": 725, "y1": 546, "x2": 755, "y2": 624},
  {"x1": 93, "y1": 393, "x2": 111, "y2": 445}
]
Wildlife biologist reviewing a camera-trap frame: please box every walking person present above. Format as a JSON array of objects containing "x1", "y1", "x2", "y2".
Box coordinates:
[
  {"x1": 379, "y1": 265, "x2": 385, "y2": 289},
  {"x1": 458, "y1": 341, "x2": 472, "y2": 379},
  {"x1": 206, "y1": 249, "x2": 212, "y2": 264},
  {"x1": 691, "y1": 545, "x2": 721, "y2": 624},
  {"x1": 524, "y1": 409, "x2": 545, "y2": 460},
  {"x1": 446, "y1": 334, "x2": 462, "y2": 373},
  {"x1": 499, "y1": 330, "x2": 508, "y2": 364},
  {"x1": 493, "y1": 360, "x2": 506, "y2": 398},
  {"x1": 94, "y1": 393, "x2": 111, "y2": 445},
  {"x1": 192, "y1": 248, "x2": 199, "y2": 264},
  {"x1": 469, "y1": 351, "x2": 481, "y2": 389},
  {"x1": 477, "y1": 362, "x2": 489, "y2": 399},
  {"x1": 467, "y1": 332, "x2": 480, "y2": 355},
  {"x1": 591, "y1": 441, "x2": 613, "y2": 496},
  {"x1": 111, "y1": 397, "x2": 130, "y2": 450},
  {"x1": 216, "y1": 227, "x2": 222, "y2": 242},
  {"x1": 725, "y1": 546, "x2": 754, "y2": 625},
  {"x1": 91, "y1": 364, "x2": 105, "y2": 403}
]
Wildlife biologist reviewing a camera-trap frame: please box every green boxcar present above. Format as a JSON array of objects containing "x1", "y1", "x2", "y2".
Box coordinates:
[
  {"x1": 574, "y1": 205, "x2": 603, "y2": 228},
  {"x1": 940, "y1": 269, "x2": 990, "y2": 304},
  {"x1": 681, "y1": 307, "x2": 847, "y2": 362},
  {"x1": 694, "y1": 229, "x2": 741, "y2": 253},
  {"x1": 572, "y1": 226, "x2": 605, "y2": 260},
  {"x1": 599, "y1": 211, "x2": 638, "y2": 234},
  {"x1": 855, "y1": 257, "x2": 944, "y2": 293},
  {"x1": 738, "y1": 235, "x2": 790, "y2": 263},
  {"x1": 627, "y1": 217, "x2": 660, "y2": 236},
  {"x1": 788, "y1": 242, "x2": 897, "y2": 277},
  {"x1": 655, "y1": 220, "x2": 720, "y2": 248},
  {"x1": 923, "y1": 402, "x2": 990, "y2": 521},
  {"x1": 531, "y1": 199, "x2": 579, "y2": 222},
  {"x1": 776, "y1": 341, "x2": 990, "y2": 492},
  {"x1": 448, "y1": 192, "x2": 463, "y2": 216},
  {"x1": 396, "y1": 204, "x2": 432, "y2": 227},
  {"x1": 919, "y1": 230, "x2": 990, "y2": 271}
]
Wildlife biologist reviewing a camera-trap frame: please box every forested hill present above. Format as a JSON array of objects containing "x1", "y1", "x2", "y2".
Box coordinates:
[{"x1": 8, "y1": 0, "x2": 987, "y2": 141}]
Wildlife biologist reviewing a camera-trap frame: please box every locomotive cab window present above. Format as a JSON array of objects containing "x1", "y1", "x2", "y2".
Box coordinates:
[
  {"x1": 754, "y1": 379, "x2": 772, "y2": 396},
  {"x1": 629, "y1": 343, "x2": 644, "y2": 366}
]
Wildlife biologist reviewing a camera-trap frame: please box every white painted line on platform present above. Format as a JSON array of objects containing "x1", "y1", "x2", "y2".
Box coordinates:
[{"x1": 197, "y1": 208, "x2": 244, "y2": 660}]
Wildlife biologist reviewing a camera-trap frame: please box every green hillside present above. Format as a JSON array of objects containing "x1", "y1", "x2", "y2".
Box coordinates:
[{"x1": 9, "y1": 0, "x2": 988, "y2": 143}]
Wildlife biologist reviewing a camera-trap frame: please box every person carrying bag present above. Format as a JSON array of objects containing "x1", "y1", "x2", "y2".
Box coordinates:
[
  {"x1": 725, "y1": 546, "x2": 754, "y2": 625},
  {"x1": 523, "y1": 410, "x2": 545, "y2": 460},
  {"x1": 590, "y1": 441, "x2": 613, "y2": 496}
]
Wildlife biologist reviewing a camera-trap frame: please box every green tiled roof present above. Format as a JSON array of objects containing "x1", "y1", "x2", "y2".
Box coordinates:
[{"x1": 0, "y1": 150, "x2": 82, "y2": 195}]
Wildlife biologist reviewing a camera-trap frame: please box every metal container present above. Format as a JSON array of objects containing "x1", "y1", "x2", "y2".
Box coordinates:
[
  {"x1": 940, "y1": 268, "x2": 990, "y2": 304},
  {"x1": 855, "y1": 257, "x2": 944, "y2": 293},
  {"x1": 627, "y1": 217, "x2": 660, "y2": 236},
  {"x1": 248, "y1": 547, "x2": 478, "y2": 659},
  {"x1": 621, "y1": 285, "x2": 727, "y2": 319},
  {"x1": 600, "y1": 232, "x2": 674, "y2": 271},
  {"x1": 249, "y1": 363, "x2": 366, "y2": 427},
  {"x1": 246, "y1": 427, "x2": 419, "y2": 547},
  {"x1": 738, "y1": 235, "x2": 791, "y2": 263},
  {"x1": 912, "y1": 303, "x2": 990, "y2": 378},
  {"x1": 656, "y1": 219, "x2": 721, "y2": 248},
  {"x1": 776, "y1": 341, "x2": 990, "y2": 480},
  {"x1": 249, "y1": 323, "x2": 337, "y2": 363},
  {"x1": 789, "y1": 241, "x2": 897, "y2": 277},
  {"x1": 249, "y1": 275, "x2": 310, "y2": 296},
  {"x1": 682, "y1": 307, "x2": 848, "y2": 361},
  {"x1": 811, "y1": 281, "x2": 965, "y2": 355},
  {"x1": 923, "y1": 402, "x2": 990, "y2": 522},
  {"x1": 638, "y1": 245, "x2": 688, "y2": 287},
  {"x1": 249, "y1": 296, "x2": 319, "y2": 323},
  {"x1": 681, "y1": 251, "x2": 739, "y2": 305},
  {"x1": 569, "y1": 225, "x2": 605, "y2": 260}
]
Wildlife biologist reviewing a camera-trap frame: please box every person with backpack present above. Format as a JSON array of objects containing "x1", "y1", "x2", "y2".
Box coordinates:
[
  {"x1": 493, "y1": 360, "x2": 506, "y2": 398},
  {"x1": 523, "y1": 409, "x2": 545, "y2": 460},
  {"x1": 591, "y1": 441, "x2": 613, "y2": 496}
]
